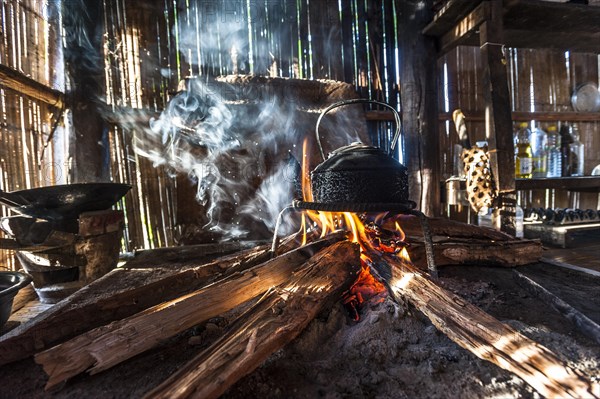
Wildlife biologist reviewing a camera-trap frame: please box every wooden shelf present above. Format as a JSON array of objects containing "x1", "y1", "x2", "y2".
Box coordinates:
[
  {"x1": 516, "y1": 177, "x2": 600, "y2": 193},
  {"x1": 424, "y1": 0, "x2": 600, "y2": 54},
  {"x1": 438, "y1": 111, "x2": 600, "y2": 122}
]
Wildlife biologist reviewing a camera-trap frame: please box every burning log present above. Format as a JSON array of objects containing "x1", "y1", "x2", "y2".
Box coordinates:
[
  {"x1": 145, "y1": 241, "x2": 361, "y2": 399},
  {"x1": 369, "y1": 251, "x2": 596, "y2": 399},
  {"x1": 35, "y1": 235, "x2": 344, "y2": 390}
]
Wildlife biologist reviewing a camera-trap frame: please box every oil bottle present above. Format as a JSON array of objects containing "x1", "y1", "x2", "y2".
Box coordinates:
[{"x1": 514, "y1": 122, "x2": 533, "y2": 178}]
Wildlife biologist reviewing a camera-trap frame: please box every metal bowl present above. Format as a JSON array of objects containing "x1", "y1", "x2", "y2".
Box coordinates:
[
  {"x1": 571, "y1": 82, "x2": 600, "y2": 112},
  {"x1": 0, "y1": 271, "x2": 32, "y2": 330}
]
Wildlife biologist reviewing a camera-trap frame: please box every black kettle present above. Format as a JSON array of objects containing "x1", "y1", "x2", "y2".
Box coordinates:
[{"x1": 309, "y1": 99, "x2": 412, "y2": 209}]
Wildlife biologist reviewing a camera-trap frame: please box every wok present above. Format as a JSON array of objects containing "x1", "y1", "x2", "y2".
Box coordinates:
[{"x1": 0, "y1": 183, "x2": 131, "y2": 220}]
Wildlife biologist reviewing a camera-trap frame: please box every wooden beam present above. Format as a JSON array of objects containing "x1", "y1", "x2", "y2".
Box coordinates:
[
  {"x1": 370, "y1": 252, "x2": 596, "y2": 399},
  {"x1": 439, "y1": 1, "x2": 490, "y2": 55},
  {"x1": 144, "y1": 241, "x2": 361, "y2": 399},
  {"x1": 397, "y1": 0, "x2": 440, "y2": 216},
  {"x1": 479, "y1": 0, "x2": 517, "y2": 236},
  {"x1": 439, "y1": 111, "x2": 600, "y2": 123},
  {"x1": 35, "y1": 238, "x2": 344, "y2": 390},
  {"x1": 423, "y1": 0, "x2": 481, "y2": 37},
  {"x1": 0, "y1": 65, "x2": 64, "y2": 108}
]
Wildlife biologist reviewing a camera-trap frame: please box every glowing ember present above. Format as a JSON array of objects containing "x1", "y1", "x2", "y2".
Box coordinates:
[{"x1": 298, "y1": 138, "x2": 412, "y2": 321}]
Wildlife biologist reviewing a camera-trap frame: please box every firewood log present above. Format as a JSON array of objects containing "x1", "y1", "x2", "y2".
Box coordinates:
[
  {"x1": 145, "y1": 241, "x2": 361, "y2": 399},
  {"x1": 407, "y1": 238, "x2": 542, "y2": 269},
  {"x1": 369, "y1": 251, "x2": 597, "y2": 399},
  {"x1": 1, "y1": 230, "x2": 337, "y2": 367},
  {"x1": 383, "y1": 215, "x2": 514, "y2": 241},
  {"x1": 0, "y1": 243, "x2": 267, "y2": 366},
  {"x1": 35, "y1": 235, "x2": 344, "y2": 390}
]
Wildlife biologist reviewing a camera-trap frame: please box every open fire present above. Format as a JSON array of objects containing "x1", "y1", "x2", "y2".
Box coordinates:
[{"x1": 297, "y1": 137, "x2": 413, "y2": 320}]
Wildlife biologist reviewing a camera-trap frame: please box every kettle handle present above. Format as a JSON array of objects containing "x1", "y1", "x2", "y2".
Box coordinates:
[{"x1": 315, "y1": 99, "x2": 401, "y2": 161}]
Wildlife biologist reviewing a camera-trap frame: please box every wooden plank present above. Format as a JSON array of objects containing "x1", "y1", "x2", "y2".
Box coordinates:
[
  {"x1": 144, "y1": 241, "x2": 361, "y2": 399},
  {"x1": 35, "y1": 238, "x2": 347, "y2": 390},
  {"x1": 515, "y1": 177, "x2": 600, "y2": 192},
  {"x1": 439, "y1": 1, "x2": 490, "y2": 55},
  {"x1": 370, "y1": 252, "x2": 596, "y2": 399}
]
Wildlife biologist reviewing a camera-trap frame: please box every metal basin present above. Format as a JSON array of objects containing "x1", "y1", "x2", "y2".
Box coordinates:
[{"x1": 0, "y1": 271, "x2": 32, "y2": 330}]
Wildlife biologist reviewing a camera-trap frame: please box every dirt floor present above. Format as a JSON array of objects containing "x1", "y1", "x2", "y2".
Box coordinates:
[{"x1": 1, "y1": 261, "x2": 599, "y2": 399}]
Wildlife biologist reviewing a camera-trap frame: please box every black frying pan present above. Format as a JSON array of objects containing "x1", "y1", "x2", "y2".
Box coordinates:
[{"x1": 0, "y1": 183, "x2": 131, "y2": 220}]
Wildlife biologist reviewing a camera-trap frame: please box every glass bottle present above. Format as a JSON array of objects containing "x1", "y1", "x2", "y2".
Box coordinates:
[
  {"x1": 560, "y1": 124, "x2": 573, "y2": 176},
  {"x1": 569, "y1": 125, "x2": 585, "y2": 176},
  {"x1": 529, "y1": 125, "x2": 548, "y2": 178},
  {"x1": 546, "y1": 125, "x2": 562, "y2": 178},
  {"x1": 515, "y1": 122, "x2": 533, "y2": 178}
]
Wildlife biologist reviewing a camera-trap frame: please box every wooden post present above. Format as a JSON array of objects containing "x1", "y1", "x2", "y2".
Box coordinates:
[
  {"x1": 396, "y1": 0, "x2": 440, "y2": 216},
  {"x1": 62, "y1": 0, "x2": 109, "y2": 182},
  {"x1": 479, "y1": 0, "x2": 517, "y2": 235}
]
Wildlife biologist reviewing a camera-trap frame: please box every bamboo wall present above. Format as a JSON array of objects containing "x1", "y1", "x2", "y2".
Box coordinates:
[
  {"x1": 0, "y1": 0, "x2": 64, "y2": 270},
  {"x1": 439, "y1": 47, "x2": 600, "y2": 211},
  {"x1": 102, "y1": 0, "x2": 411, "y2": 250}
]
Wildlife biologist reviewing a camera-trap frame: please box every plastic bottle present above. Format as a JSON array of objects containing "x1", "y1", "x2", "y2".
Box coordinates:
[
  {"x1": 477, "y1": 207, "x2": 493, "y2": 228},
  {"x1": 569, "y1": 125, "x2": 585, "y2": 176},
  {"x1": 515, "y1": 205, "x2": 524, "y2": 238},
  {"x1": 529, "y1": 125, "x2": 548, "y2": 178},
  {"x1": 546, "y1": 125, "x2": 562, "y2": 178},
  {"x1": 514, "y1": 122, "x2": 533, "y2": 178},
  {"x1": 560, "y1": 124, "x2": 573, "y2": 176}
]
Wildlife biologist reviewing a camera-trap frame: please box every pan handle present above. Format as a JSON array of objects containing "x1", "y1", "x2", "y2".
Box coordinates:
[
  {"x1": 315, "y1": 99, "x2": 402, "y2": 162},
  {"x1": 0, "y1": 188, "x2": 29, "y2": 209}
]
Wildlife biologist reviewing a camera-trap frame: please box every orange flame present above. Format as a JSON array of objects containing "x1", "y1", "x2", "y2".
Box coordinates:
[{"x1": 298, "y1": 140, "x2": 412, "y2": 320}]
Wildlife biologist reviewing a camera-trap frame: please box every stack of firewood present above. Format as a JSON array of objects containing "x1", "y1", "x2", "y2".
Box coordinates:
[{"x1": 0, "y1": 218, "x2": 597, "y2": 399}]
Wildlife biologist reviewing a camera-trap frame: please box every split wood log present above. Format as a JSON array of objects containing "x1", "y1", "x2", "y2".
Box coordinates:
[
  {"x1": 369, "y1": 251, "x2": 597, "y2": 399},
  {"x1": 408, "y1": 238, "x2": 542, "y2": 269},
  {"x1": 145, "y1": 241, "x2": 361, "y2": 399},
  {"x1": 0, "y1": 231, "x2": 336, "y2": 366},
  {"x1": 513, "y1": 270, "x2": 600, "y2": 345},
  {"x1": 35, "y1": 236, "x2": 344, "y2": 390},
  {"x1": 0, "y1": 243, "x2": 267, "y2": 366},
  {"x1": 383, "y1": 215, "x2": 514, "y2": 241}
]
